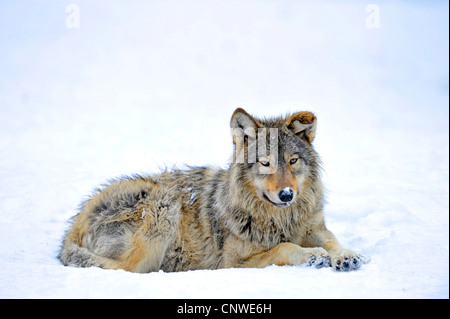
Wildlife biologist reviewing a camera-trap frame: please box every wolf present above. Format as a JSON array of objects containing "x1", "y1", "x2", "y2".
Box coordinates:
[{"x1": 59, "y1": 108, "x2": 369, "y2": 272}]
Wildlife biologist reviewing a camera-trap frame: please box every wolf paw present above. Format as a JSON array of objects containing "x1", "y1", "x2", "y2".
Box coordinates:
[
  {"x1": 307, "y1": 254, "x2": 331, "y2": 269},
  {"x1": 297, "y1": 247, "x2": 329, "y2": 268},
  {"x1": 330, "y1": 250, "x2": 369, "y2": 271}
]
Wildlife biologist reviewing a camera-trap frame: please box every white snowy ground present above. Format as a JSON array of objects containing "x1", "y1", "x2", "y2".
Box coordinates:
[{"x1": 0, "y1": 0, "x2": 448, "y2": 299}]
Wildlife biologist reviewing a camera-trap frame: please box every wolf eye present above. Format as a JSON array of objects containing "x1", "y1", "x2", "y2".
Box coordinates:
[
  {"x1": 259, "y1": 161, "x2": 270, "y2": 167},
  {"x1": 289, "y1": 158, "x2": 298, "y2": 165}
]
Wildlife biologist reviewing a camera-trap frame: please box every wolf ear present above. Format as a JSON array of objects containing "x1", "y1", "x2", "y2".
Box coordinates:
[
  {"x1": 230, "y1": 108, "x2": 261, "y2": 144},
  {"x1": 286, "y1": 111, "x2": 317, "y2": 143}
]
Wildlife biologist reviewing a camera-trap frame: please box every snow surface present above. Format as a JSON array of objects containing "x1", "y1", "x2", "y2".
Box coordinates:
[{"x1": 0, "y1": 0, "x2": 448, "y2": 299}]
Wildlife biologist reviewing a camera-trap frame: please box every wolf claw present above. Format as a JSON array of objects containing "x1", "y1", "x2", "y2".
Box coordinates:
[
  {"x1": 332, "y1": 253, "x2": 369, "y2": 271},
  {"x1": 308, "y1": 254, "x2": 331, "y2": 269}
]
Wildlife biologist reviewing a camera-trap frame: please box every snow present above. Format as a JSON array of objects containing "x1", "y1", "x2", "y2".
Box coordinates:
[{"x1": 0, "y1": 0, "x2": 448, "y2": 299}]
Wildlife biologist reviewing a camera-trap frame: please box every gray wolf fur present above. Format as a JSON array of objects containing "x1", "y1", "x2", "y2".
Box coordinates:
[{"x1": 59, "y1": 108, "x2": 369, "y2": 272}]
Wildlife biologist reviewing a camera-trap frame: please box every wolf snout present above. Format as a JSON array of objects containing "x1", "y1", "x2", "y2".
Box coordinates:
[{"x1": 278, "y1": 188, "x2": 294, "y2": 203}]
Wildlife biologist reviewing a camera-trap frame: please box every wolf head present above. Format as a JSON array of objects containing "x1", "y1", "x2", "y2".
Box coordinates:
[{"x1": 230, "y1": 108, "x2": 320, "y2": 208}]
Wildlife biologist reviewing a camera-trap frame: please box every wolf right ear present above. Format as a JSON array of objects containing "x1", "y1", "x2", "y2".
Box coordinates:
[
  {"x1": 286, "y1": 111, "x2": 317, "y2": 143},
  {"x1": 230, "y1": 108, "x2": 261, "y2": 144}
]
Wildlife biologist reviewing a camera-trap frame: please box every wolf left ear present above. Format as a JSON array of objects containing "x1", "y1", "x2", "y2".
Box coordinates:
[
  {"x1": 230, "y1": 108, "x2": 261, "y2": 130},
  {"x1": 230, "y1": 108, "x2": 261, "y2": 144},
  {"x1": 285, "y1": 112, "x2": 317, "y2": 143}
]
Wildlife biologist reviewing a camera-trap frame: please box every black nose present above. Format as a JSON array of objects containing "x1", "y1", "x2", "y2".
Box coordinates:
[{"x1": 278, "y1": 188, "x2": 294, "y2": 202}]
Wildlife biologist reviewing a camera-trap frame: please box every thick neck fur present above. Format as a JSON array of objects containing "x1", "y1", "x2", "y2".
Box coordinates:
[{"x1": 219, "y1": 163, "x2": 324, "y2": 249}]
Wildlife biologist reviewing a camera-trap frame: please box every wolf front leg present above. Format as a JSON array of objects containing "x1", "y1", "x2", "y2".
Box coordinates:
[
  {"x1": 306, "y1": 211, "x2": 370, "y2": 271},
  {"x1": 225, "y1": 242, "x2": 330, "y2": 269}
]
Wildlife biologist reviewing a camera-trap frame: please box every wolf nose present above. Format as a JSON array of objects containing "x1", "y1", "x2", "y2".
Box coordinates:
[{"x1": 278, "y1": 188, "x2": 294, "y2": 202}]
